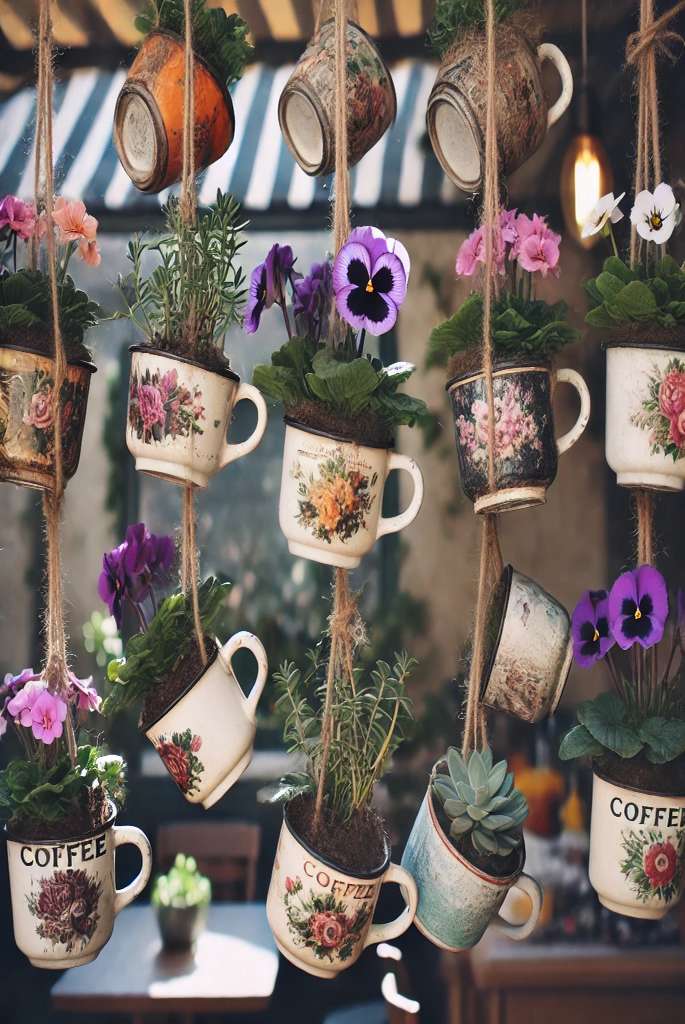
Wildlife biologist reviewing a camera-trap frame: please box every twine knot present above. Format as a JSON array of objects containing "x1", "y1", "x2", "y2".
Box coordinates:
[{"x1": 626, "y1": 1, "x2": 685, "y2": 65}]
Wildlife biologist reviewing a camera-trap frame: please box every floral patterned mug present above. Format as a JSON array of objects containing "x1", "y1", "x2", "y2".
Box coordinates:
[
  {"x1": 266, "y1": 804, "x2": 418, "y2": 978},
  {"x1": 447, "y1": 362, "x2": 590, "y2": 513},
  {"x1": 127, "y1": 347, "x2": 267, "y2": 488},
  {"x1": 279, "y1": 420, "x2": 424, "y2": 568},
  {"x1": 6, "y1": 805, "x2": 151, "y2": 969}
]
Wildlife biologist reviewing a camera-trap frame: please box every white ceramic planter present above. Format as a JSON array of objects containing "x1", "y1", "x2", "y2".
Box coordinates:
[
  {"x1": 589, "y1": 770, "x2": 685, "y2": 919},
  {"x1": 6, "y1": 806, "x2": 151, "y2": 969},
  {"x1": 401, "y1": 786, "x2": 542, "y2": 950},
  {"x1": 126, "y1": 347, "x2": 267, "y2": 487},
  {"x1": 144, "y1": 631, "x2": 268, "y2": 809},
  {"x1": 266, "y1": 805, "x2": 418, "y2": 978},
  {"x1": 279, "y1": 420, "x2": 424, "y2": 568},
  {"x1": 606, "y1": 342, "x2": 685, "y2": 491}
]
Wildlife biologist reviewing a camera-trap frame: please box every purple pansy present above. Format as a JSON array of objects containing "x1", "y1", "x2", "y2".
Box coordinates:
[
  {"x1": 245, "y1": 243, "x2": 297, "y2": 334},
  {"x1": 99, "y1": 524, "x2": 174, "y2": 629},
  {"x1": 333, "y1": 226, "x2": 409, "y2": 335},
  {"x1": 293, "y1": 260, "x2": 333, "y2": 341},
  {"x1": 98, "y1": 544, "x2": 128, "y2": 628},
  {"x1": 572, "y1": 589, "x2": 615, "y2": 667},
  {"x1": 608, "y1": 565, "x2": 669, "y2": 650}
]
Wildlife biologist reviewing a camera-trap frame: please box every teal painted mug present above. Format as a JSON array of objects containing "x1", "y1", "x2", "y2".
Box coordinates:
[{"x1": 401, "y1": 784, "x2": 542, "y2": 950}]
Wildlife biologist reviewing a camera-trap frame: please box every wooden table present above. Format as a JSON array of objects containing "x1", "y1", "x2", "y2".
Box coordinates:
[
  {"x1": 51, "y1": 902, "x2": 278, "y2": 1019},
  {"x1": 442, "y1": 934, "x2": 685, "y2": 1024}
]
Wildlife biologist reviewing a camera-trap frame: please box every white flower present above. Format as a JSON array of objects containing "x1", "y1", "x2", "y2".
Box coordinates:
[
  {"x1": 630, "y1": 183, "x2": 680, "y2": 244},
  {"x1": 581, "y1": 191, "x2": 625, "y2": 238}
]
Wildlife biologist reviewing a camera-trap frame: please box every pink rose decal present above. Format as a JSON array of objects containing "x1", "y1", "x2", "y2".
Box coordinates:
[
  {"x1": 309, "y1": 911, "x2": 351, "y2": 949},
  {"x1": 138, "y1": 384, "x2": 165, "y2": 432},
  {"x1": 24, "y1": 386, "x2": 54, "y2": 431}
]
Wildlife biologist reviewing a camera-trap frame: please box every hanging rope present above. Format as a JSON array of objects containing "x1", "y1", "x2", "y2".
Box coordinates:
[
  {"x1": 462, "y1": 0, "x2": 503, "y2": 757},
  {"x1": 178, "y1": 0, "x2": 207, "y2": 665},
  {"x1": 332, "y1": 0, "x2": 352, "y2": 256}
]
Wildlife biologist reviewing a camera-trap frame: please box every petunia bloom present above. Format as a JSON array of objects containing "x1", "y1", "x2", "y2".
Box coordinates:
[
  {"x1": 30, "y1": 690, "x2": 67, "y2": 744},
  {"x1": 630, "y1": 184, "x2": 680, "y2": 245},
  {"x1": 572, "y1": 589, "x2": 615, "y2": 667},
  {"x1": 333, "y1": 226, "x2": 408, "y2": 335},
  {"x1": 0, "y1": 195, "x2": 36, "y2": 240},
  {"x1": 52, "y1": 197, "x2": 98, "y2": 243},
  {"x1": 581, "y1": 191, "x2": 625, "y2": 239},
  {"x1": 608, "y1": 564, "x2": 669, "y2": 650}
]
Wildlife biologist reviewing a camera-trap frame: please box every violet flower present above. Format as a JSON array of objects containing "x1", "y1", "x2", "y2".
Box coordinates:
[
  {"x1": 293, "y1": 260, "x2": 333, "y2": 341},
  {"x1": 245, "y1": 243, "x2": 297, "y2": 334},
  {"x1": 99, "y1": 524, "x2": 174, "y2": 629},
  {"x1": 333, "y1": 226, "x2": 409, "y2": 335},
  {"x1": 608, "y1": 565, "x2": 668, "y2": 650},
  {"x1": 98, "y1": 544, "x2": 128, "y2": 629},
  {"x1": 572, "y1": 589, "x2": 615, "y2": 667}
]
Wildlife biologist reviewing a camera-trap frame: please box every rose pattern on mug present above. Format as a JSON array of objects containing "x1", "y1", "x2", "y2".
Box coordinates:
[
  {"x1": 154, "y1": 729, "x2": 204, "y2": 797},
  {"x1": 631, "y1": 358, "x2": 685, "y2": 462},
  {"x1": 455, "y1": 379, "x2": 543, "y2": 469},
  {"x1": 292, "y1": 451, "x2": 376, "y2": 544},
  {"x1": 620, "y1": 828, "x2": 685, "y2": 906},
  {"x1": 282, "y1": 875, "x2": 372, "y2": 964},
  {"x1": 128, "y1": 365, "x2": 205, "y2": 444},
  {"x1": 27, "y1": 868, "x2": 102, "y2": 954},
  {"x1": 0, "y1": 368, "x2": 89, "y2": 475}
]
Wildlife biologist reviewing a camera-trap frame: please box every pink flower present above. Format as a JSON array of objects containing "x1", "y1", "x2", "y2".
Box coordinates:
[
  {"x1": 500, "y1": 208, "x2": 518, "y2": 245},
  {"x1": 67, "y1": 672, "x2": 101, "y2": 713},
  {"x1": 7, "y1": 680, "x2": 46, "y2": 726},
  {"x1": 23, "y1": 386, "x2": 55, "y2": 431},
  {"x1": 669, "y1": 409, "x2": 685, "y2": 448},
  {"x1": 138, "y1": 384, "x2": 165, "y2": 431},
  {"x1": 30, "y1": 691, "x2": 67, "y2": 744},
  {"x1": 52, "y1": 198, "x2": 98, "y2": 243},
  {"x1": 159, "y1": 369, "x2": 178, "y2": 401},
  {"x1": 0, "y1": 195, "x2": 36, "y2": 240},
  {"x1": 190, "y1": 734, "x2": 202, "y2": 752},
  {"x1": 78, "y1": 238, "x2": 101, "y2": 267},
  {"x1": 518, "y1": 231, "x2": 560, "y2": 277},
  {"x1": 455, "y1": 227, "x2": 484, "y2": 276},
  {"x1": 309, "y1": 911, "x2": 350, "y2": 949},
  {"x1": 285, "y1": 876, "x2": 295, "y2": 893},
  {"x1": 659, "y1": 370, "x2": 685, "y2": 419}
]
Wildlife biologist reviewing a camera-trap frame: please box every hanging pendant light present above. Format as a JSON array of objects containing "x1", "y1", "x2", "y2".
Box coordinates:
[{"x1": 560, "y1": 0, "x2": 614, "y2": 247}]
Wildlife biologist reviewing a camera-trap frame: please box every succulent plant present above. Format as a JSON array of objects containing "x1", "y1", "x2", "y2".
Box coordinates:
[{"x1": 432, "y1": 747, "x2": 528, "y2": 858}]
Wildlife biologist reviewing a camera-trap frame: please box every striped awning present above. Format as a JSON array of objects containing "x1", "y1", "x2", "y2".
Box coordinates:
[{"x1": 0, "y1": 62, "x2": 461, "y2": 217}]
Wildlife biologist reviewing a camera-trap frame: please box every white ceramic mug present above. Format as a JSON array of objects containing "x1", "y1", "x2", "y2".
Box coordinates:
[
  {"x1": 127, "y1": 347, "x2": 267, "y2": 487},
  {"x1": 279, "y1": 420, "x2": 424, "y2": 568},
  {"x1": 145, "y1": 631, "x2": 268, "y2": 809},
  {"x1": 267, "y1": 805, "x2": 418, "y2": 978},
  {"x1": 6, "y1": 807, "x2": 151, "y2": 969}
]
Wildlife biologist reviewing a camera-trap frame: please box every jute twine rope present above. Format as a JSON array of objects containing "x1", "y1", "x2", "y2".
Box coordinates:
[
  {"x1": 625, "y1": 0, "x2": 685, "y2": 565},
  {"x1": 462, "y1": 0, "x2": 504, "y2": 758},
  {"x1": 314, "y1": 0, "x2": 358, "y2": 37},
  {"x1": 33, "y1": 0, "x2": 76, "y2": 762},
  {"x1": 179, "y1": 0, "x2": 207, "y2": 665}
]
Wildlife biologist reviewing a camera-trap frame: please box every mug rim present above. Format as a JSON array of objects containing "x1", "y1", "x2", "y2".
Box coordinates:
[
  {"x1": 479, "y1": 563, "x2": 514, "y2": 702},
  {"x1": 592, "y1": 764, "x2": 685, "y2": 800},
  {"x1": 603, "y1": 339, "x2": 685, "y2": 354},
  {"x1": 283, "y1": 800, "x2": 391, "y2": 880},
  {"x1": 283, "y1": 416, "x2": 394, "y2": 450},
  {"x1": 0, "y1": 339, "x2": 97, "y2": 373},
  {"x1": 6, "y1": 800, "x2": 117, "y2": 845},
  {"x1": 141, "y1": 640, "x2": 219, "y2": 732},
  {"x1": 129, "y1": 345, "x2": 240, "y2": 383},
  {"x1": 446, "y1": 357, "x2": 550, "y2": 391}
]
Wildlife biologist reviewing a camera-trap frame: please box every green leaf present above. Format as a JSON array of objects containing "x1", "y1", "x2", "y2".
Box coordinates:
[
  {"x1": 595, "y1": 272, "x2": 625, "y2": 303},
  {"x1": 613, "y1": 280, "x2": 658, "y2": 320},
  {"x1": 559, "y1": 724, "x2": 606, "y2": 760},
  {"x1": 426, "y1": 293, "x2": 483, "y2": 368},
  {"x1": 640, "y1": 718, "x2": 685, "y2": 765},
  {"x1": 577, "y1": 692, "x2": 643, "y2": 758},
  {"x1": 603, "y1": 256, "x2": 636, "y2": 284}
]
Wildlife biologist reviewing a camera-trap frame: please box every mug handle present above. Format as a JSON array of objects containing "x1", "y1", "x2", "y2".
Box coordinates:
[
  {"x1": 375, "y1": 452, "x2": 424, "y2": 540},
  {"x1": 494, "y1": 872, "x2": 543, "y2": 941},
  {"x1": 363, "y1": 863, "x2": 418, "y2": 949},
  {"x1": 219, "y1": 383, "x2": 268, "y2": 468},
  {"x1": 555, "y1": 368, "x2": 591, "y2": 456},
  {"x1": 218, "y1": 630, "x2": 269, "y2": 723},
  {"x1": 537, "y1": 44, "x2": 574, "y2": 128},
  {"x1": 113, "y1": 825, "x2": 152, "y2": 916}
]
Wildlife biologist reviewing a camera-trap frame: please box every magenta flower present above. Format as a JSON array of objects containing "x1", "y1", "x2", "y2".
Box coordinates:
[
  {"x1": 333, "y1": 226, "x2": 408, "y2": 335},
  {"x1": 455, "y1": 227, "x2": 484, "y2": 277},
  {"x1": 514, "y1": 214, "x2": 561, "y2": 276},
  {"x1": 7, "y1": 680, "x2": 47, "y2": 727},
  {"x1": 68, "y1": 672, "x2": 101, "y2": 713},
  {"x1": 0, "y1": 195, "x2": 36, "y2": 240},
  {"x1": 30, "y1": 691, "x2": 67, "y2": 744},
  {"x1": 608, "y1": 565, "x2": 668, "y2": 650},
  {"x1": 138, "y1": 384, "x2": 165, "y2": 432},
  {"x1": 572, "y1": 589, "x2": 615, "y2": 667}
]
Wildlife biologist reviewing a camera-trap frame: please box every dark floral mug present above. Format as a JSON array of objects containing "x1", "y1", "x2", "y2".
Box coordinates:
[{"x1": 447, "y1": 362, "x2": 590, "y2": 513}]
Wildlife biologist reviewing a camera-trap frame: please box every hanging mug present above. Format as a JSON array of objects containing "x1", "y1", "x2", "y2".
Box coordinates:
[
  {"x1": 279, "y1": 19, "x2": 396, "y2": 176},
  {"x1": 427, "y1": 26, "x2": 573, "y2": 191}
]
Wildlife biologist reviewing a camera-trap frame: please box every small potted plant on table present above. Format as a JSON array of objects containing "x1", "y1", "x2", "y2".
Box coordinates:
[
  {"x1": 0, "y1": 194, "x2": 101, "y2": 490},
  {"x1": 100, "y1": 523, "x2": 268, "y2": 808},
  {"x1": 114, "y1": 0, "x2": 252, "y2": 193},
  {"x1": 152, "y1": 853, "x2": 211, "y2": 950},
  {"x1": 249, "y1": 228, "x2": 426, "y2": 568},
  {"x1": 581, "y1": 184, "x2": 685, "y2": 491},
  {"x1": 0, "y1": 670, "x2": 151, "y2": 969},
  {"x1": 559, "y1": 565, "x2": 685, "y2": 919},
  {"x1": 428, "y1": 208, "x2": 590, "y2": 513},
  {"x1": 116, "y1": 191, "x2": 267, "y2": 487}
]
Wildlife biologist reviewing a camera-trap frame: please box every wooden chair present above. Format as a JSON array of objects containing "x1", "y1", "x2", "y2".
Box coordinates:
[{"x1": 156, "y1": 821, "x2": 261, "y2": 902}]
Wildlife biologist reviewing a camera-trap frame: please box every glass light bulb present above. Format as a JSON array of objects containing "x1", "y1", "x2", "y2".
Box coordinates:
[
  {"x1": 560, "y1": 134, "x2": 614, "y2": 249},
  {"x1": 573, "y1": 145, "x2": 601, "y2": 232}
]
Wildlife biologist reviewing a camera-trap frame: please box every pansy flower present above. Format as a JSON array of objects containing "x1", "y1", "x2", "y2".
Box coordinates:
[
  {"x1": 581, "y1": 191, "x2": 625, "y2": 239},
  {"x1": 572, "y1": 589, "x2": 615, "y2": 667},
  {"x1": 630, "y1": 184, "x2": 680, "y2": 245},
  {"x1": 244, "y1": 243, "x2": 296, "y2": 334},
  {"x1": 98, "y1": 544, "x2": 128, "y2": 629},
  {"x1": 293, "y1": 259, "x2": 333, "y2": 341},
  {"x1": 608, "y1": 565, "x2": 668, "y2": 650},
  {"x1": 333, "y1": 226, "x2": 409, "y2": 335}
]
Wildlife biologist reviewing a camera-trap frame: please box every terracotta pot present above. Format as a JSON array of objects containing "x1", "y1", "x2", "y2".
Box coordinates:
[
  {"x1": 401, "y1": 784, "x2": 542, "y2": 951},
  {"x1": 126, "y1": 347, "x2": 267, "y2": 488},
  {"x1": 446, "y1": 361, "x2": 590, "y2": 513},
  {"x1": 114, "y1": 29, "x2": 234, "y2": 193},
  {"x1": 589, "y1": 769, "x2": 685, "y2": 919},
  {"x1": 144, "y1": 631, "x2": 268, "y2": 810},
  {"x1": 427, "y1": 26, "x2": 573, "y2": 190},
  {"x1": 6, "y1": 806, "x2": 151, "y2": 969},
  {"x1": 481, "y1": 565, "x2": 572, "y2": 723},
  {"x1": 0, "y1": 342, "x2": 95, "y2": 491},
  {"x1": 605, "y1": 341, "x2": 685, "y2": 492},
  {"x1": 266, "y1": 803, "x2": 417, "y2": 978},
  {"x1": 279, "y1": 19, "x2": 396, "y2": 176},
  {"x1": 278, "y1": 419, "x2": 423, "y2": 568},
  {"x1": 156, "y1": 903, "x2": 208, "y2": 950}
]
